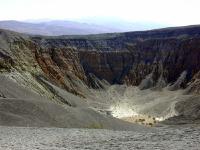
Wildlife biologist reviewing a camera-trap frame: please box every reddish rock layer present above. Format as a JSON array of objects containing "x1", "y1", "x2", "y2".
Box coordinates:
[{"x1": 34, "y1": 47, "x2": 88, "y2": 97}]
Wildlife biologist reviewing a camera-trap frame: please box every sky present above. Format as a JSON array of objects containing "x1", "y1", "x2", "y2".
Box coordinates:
[{"x1": 0, "y1": 0, "x2": 200, "y2": 26}]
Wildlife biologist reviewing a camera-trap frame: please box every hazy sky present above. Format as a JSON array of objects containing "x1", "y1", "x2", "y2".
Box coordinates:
[{"x1": 0, "y1": 0, "x2": 199, "y2": 25}]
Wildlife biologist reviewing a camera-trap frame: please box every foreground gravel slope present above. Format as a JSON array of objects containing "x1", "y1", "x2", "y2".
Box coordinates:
[{"x1": 0, "y1": 126, "x2": 200, "y2": 150}]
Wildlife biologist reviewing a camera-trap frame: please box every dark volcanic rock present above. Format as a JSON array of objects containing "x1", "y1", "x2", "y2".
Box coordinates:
[
  {"x1": 77, "y1": 38, "x2": 200, "y2": 88},
  {"x1": 79, "y1": 50, "x2": 133, "y2": 84},
  {"x1": 1, "y1": 25, "x2": 200, "y2": 92},
  {"x1": 31, "y1": 25, "x2": 200, "y2": 90},
  {"x1": 123, "y1": 38, "x2": 200, "y2": 87}
]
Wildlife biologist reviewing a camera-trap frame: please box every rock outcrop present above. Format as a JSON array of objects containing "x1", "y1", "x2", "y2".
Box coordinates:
[
  {"x1": 79, "y1": 50, "x2": 133, "y2": 84},
  {"x1": 35, "y1": 47, "x2": 88, "y2": 97},
  {"x1": 0, "y1": 30, "x2": 88, "y2": 97},
  {"x1": 1, "y1": 25, "x2": 200, "y2": 94},
  {"x1": 123, "y1": 38, "x2": 200, "y2": 88},
  {"x1": 30, "y1": 25, "x2": 200, "y2": 91}
]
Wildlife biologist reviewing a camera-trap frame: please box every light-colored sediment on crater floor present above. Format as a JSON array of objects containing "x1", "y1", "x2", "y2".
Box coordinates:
[
  {"x1": 121, "y1": 115, "x2": 158, "y2": 127},
  {"x1": 0, "y1": 126, "x2": 200, "y2": 150},
  {"x1": 88, "y1": 84, "x2": 198, "y2": 126}
]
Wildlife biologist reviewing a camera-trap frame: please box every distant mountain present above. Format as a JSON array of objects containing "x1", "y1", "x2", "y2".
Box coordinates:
[
  {"x1": 0, "y1": 20, "x2": 116, "y2": 35},
  {"x1": 0, "y1": 20, "x2": 166, "y2": 36},
  {"x1": 76, "y1": 17, "x2": 167, "y2": 32}
]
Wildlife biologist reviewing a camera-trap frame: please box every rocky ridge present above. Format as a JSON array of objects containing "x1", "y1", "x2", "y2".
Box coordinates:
[{"x1": 31, "y1": 25, "x2": 200, "y2": 92}]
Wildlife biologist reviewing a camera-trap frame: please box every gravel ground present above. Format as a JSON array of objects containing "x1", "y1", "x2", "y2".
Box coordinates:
[{"x1": 0, "y1": 126, "x2": 200, "y2": 150}]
